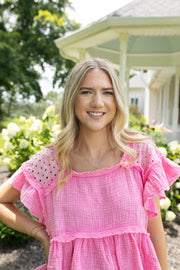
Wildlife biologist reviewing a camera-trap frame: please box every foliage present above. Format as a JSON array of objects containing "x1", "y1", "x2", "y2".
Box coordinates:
[
  {"x1": 129, "y1": 114, "x2": 180, "y2": 221},
  {"x1": 0, "y1": 0, "x2": 80, "y2": 119},
  {"x1": 1, "y1": 90, "x2": 63, "y2": 120},
  {"x1": 129, "y1": 114, "x2": 166, "y2": 146},
  {"x1": 1, "y1": 105, "x2": 60, "y2": 172}
]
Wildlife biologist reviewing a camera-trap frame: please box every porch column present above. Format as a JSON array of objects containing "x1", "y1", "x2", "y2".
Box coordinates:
[
  {"x1": 162, "y1": 82, "x2": 170, "y2": 125},
  {"x1": 172, "y1": 68, "x2": 180, "y2": 130},
  {"x1": 125, "y1": 67, "x2": 130, "y2": 104},
  {"x1": 158, "y1": 88, "x2": 163, "y2": 123},
  {"x1": 142, "y1": 71, "x2": 152, "y2": 121},
  {"x1": 144, "y1": 86, "x2": 150, "y2": 121},
  {"x1": 119, "y1": 34, "x2": 128, "y2": 94}
]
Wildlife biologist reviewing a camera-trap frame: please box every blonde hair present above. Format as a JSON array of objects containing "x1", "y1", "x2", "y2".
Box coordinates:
[{"x1": 54, "y1": 58, "x2": 148, "y2": 193}]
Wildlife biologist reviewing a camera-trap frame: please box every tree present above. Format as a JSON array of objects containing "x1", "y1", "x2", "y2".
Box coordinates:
[{"x1": 0, "y1": 0, "x2": 80, "y2": 119}]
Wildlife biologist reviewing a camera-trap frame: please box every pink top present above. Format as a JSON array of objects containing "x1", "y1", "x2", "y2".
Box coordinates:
[{"x1": 9, "y1": 139, "x2": 180, "y2": 270}]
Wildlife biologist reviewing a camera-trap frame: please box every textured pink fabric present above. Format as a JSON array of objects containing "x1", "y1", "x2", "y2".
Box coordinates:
[{"x1": 9, "y1": 140, "x2": 180, "y2": 270}]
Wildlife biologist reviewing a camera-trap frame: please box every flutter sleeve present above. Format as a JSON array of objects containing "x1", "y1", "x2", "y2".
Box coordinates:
[
  {"x1": 135, "y1": 141, "x2": 180, "y2": 219},
  {"x1": 9, "y1": 165, "x2": 45, "y2": 224},
  {"x1": 8, "y1": 150, "x2": 50, "y2": 224}
]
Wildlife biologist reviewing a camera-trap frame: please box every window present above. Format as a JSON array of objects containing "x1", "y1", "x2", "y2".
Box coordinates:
[{"x1": 130, "y1": 98, "x2": 139, "y2": 105}]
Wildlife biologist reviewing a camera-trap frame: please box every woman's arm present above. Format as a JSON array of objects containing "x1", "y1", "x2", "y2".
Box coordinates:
[
  {"x1": 0, "y1": 180, "x2": 50, "y2": 262},
  {"x1": 147, "y1": 195, "x2": 167, "y2": 270}
]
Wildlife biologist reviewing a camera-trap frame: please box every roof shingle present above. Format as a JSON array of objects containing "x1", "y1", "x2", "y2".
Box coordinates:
[{"x1": 103, "y1": 0, "x2": 180, "y2": 19}]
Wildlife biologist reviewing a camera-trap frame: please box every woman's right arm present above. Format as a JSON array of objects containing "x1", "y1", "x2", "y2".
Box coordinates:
[{"x1": 0, "y1": 180, "x2": 50, "y2": 262}]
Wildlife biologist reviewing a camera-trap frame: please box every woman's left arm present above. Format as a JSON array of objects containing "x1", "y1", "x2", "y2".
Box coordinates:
[{"x1": 147, "y1": 195, "x2": 167, "y2": 270}]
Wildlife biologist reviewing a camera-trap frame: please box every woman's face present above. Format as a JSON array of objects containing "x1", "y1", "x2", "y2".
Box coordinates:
[{"x1": 74, "y1": 68, "x2": 117, "y2": 134}]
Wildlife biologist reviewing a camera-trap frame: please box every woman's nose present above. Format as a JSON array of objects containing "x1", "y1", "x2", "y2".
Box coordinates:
[{"x1": 91, "y1": 93, "x2": 104, "y2": 107}]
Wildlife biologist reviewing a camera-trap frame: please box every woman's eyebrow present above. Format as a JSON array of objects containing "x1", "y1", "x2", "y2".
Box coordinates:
[
  {"x1": 102, "y1": 87, "x2": 114, "y2": 90},
  {"x1": 79, "y1": 87, "x2": 93, "y2": 90},
  {"x1": 79, "y1": 87, "x2": 114, "y2": 90}
]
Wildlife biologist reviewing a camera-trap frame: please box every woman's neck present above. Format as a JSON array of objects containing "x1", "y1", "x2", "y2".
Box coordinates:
[
  {"x1": 70, "y1": 129, "x2": 122, "y2": 172},
  {"x1": 74, "y1": 128, "x2": 114, "y2": 157}
]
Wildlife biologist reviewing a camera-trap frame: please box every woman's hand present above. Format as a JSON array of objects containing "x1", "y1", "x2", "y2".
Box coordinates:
[
  {"x1": 147, "y1": 195, "x2": 167, "y2": 270},
  {"x1": 32, "y1": 225, "x2": 50, "y2": 264},
  {"x1": 41, "y1": 230, "x2": 50, "y2": 264}
]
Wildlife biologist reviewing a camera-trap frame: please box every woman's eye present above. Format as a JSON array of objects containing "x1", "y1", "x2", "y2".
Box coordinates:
[
  {"x1": 81, "y1": 90, "x2": 91, "y2": 94},
  {"x1": 104, "y1": 91, "x2": 113, "y2": 95}
]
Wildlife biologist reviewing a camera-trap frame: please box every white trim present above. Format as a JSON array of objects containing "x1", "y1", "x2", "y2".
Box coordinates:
[
  {"x1": 172, "y1": 68, "x2": 180, "y2": 130},
  {"x1": 55, "y1": 17, "x2": 180, "y2": 48},
  {"x1": 64, "y1": 45, "x2": 180, "y2": 68},
  {"x1": 144, "y1": 86, "x2": 150, "y2": 120},
  {"x1": 119, "y1": 34, "x2": 128, "y2": 91}
]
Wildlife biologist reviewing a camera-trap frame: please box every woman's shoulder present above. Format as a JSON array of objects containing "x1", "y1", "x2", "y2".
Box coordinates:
[
  {"x1": 122, "y1": 129, "x2": 152, "y2": 145},
  {"x1": 25, "y1": 147, "x2": 58, "y2": 166},
  {"x1": 22, "y1": 147, "x2": 60, "y2": 189}
]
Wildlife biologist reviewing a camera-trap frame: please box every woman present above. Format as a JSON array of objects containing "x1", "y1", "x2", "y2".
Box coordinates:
[{"x1": 0, "y1": 58, "x2": 180, "y2": 270}]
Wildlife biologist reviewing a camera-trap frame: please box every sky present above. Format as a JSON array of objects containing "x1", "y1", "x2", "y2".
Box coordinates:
[
  {"x1": 41, "y1": 0, "x2": 133, "y2": 95},
  {"x1": 66, "y1": 0, "x2": 133, "y2": 26}
]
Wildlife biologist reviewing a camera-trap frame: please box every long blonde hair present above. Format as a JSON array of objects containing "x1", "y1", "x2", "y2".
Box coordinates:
[{"x1": 54, "y1": 58, "x2": 148, "y2": 192}]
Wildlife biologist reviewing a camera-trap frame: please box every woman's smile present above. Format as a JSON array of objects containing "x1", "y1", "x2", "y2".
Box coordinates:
[{"x1": 87, "y1": 111, "x2": 105, "y2": 119}]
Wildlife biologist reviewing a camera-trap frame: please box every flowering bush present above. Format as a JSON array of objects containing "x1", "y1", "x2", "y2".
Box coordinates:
[
  {"x1": 1, "y1": 105, "x2": 60, "y2": 172},
  {"x1": 129, "y1": 114, "x2": 180, "y2": 221},
  {"x1": 0, "y1": 105, "x2": 61, "y2": 246}
]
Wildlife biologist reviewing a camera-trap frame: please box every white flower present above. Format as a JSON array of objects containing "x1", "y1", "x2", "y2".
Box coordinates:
[
  {"x1": 45, "y1": 119, "x2": 54, "y2": 129},
  {"x1": 24, "y1": 129, "x2": 35, "y2": 139},
  {"x1": 33, "y1": 137, "x2": 41, "y2": 147},
  {"x1": 19, "y1": 116, "x2": 26, "y2": 123},
  {"x1": 19, "y1": 139, "x2": 29, "y2": 149},
  {"x1": 51, "y1": 124, "x2": 60, "y2": 140},
  {"x1": 173, "y1": 158, "x2": 180, "y2": 165},
  {"x1": 168, "y1": 140, "x2": 179, "y2": 154},
  {"x1": 177, "y1": 203, "x2": 180, "y2": 212},
  {"x1": 4, "y1": 141, "x2": 13, "y2": 151},
  {"x1": 52, "y1": 124, "x2": 60, "y2": 132},
  {"x1": 158, "y1": 147, "x2": 167, "y2": 157},
  {"x1": 3, "y1": 157, "x2": 11, "y2": 164},
  {"x1": 168, "y1": 140, "x2": 178, "y2": 148},
  {"x1": 7, "y1": 122, "x2": 20, "y2": 138},
  {"x1": 7, "y1": 122, "x2": 20, "y2": 132},
  {"x1": 160, "y1": 197, "x2": 171, "y2": 210},
  {"x1": 165, "y1": 210, "x2": 176, "y2": 221},
  {"x1": 175, "y1": 182, "x2": 180, "y2": 189},
  {"x1": 2, "y1": 129, "x2": 9, "y2": 141},
  {"x1": 42, "y1": 105, "x2": 55, "y2": 119},
  {"x1": 30, "y1": 120, "x2": 43, "y2": 132},
  {"x1": 26, "y1": 116, "x2": 36, "y2": 125}
]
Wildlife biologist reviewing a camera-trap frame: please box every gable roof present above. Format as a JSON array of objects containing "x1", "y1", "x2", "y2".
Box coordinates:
[{"x1": 102, "y1": 0, "x2": 180, "y2": 19}]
